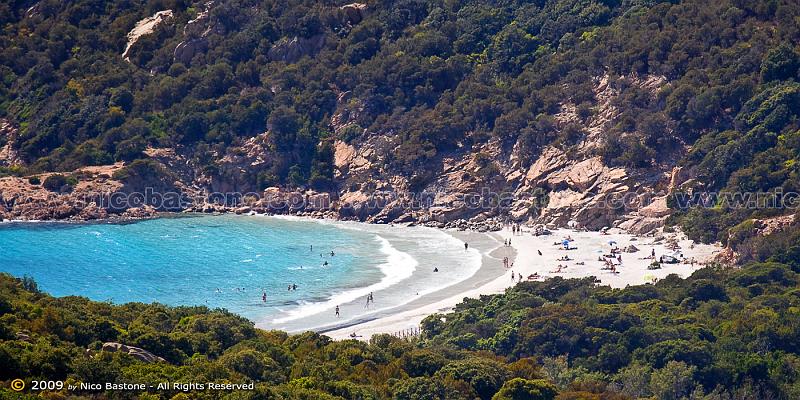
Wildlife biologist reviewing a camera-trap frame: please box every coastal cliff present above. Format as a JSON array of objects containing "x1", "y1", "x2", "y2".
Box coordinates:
[
  {"x1": 1, "y1": 0, "x2": 799, "y2": 262},
  {"x1": 0, "y1": 74, "x2": 687, "y2": 234}
]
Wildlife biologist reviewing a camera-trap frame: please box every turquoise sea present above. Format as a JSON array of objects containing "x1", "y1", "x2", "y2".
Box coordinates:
[{"x1": 0, "y1": 215, "x2": 484, "y2": 331}]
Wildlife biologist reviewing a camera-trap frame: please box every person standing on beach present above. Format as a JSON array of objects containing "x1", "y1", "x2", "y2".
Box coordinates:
[
  {"x1": 335, "y1": 305, "x2": 340, "y2": 317},
  {"x1": 464, "y1": 242, "x2": 469, "y2": 251},
  {"x1": 511, "y1": 271, "x2": 515, "y2": 281}
]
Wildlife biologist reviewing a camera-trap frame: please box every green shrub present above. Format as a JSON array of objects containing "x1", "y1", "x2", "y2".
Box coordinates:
[
  {"x1": 491, "y1": 378, "x2": 558, "y2": 400},
  {"x1": 42, "y1": 174, "x2": 69, "y2": 192}
]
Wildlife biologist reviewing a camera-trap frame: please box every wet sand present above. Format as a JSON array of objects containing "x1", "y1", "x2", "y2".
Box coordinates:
[{"x1": 324, "y1": 226, "x2": 721, "y2": 340}]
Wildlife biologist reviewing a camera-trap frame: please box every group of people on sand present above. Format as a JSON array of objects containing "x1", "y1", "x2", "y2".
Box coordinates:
[
  {"x1": 510, "y1": 223, "x2": 522, "y2": 235},
  {"x1": 551, "y1": 264, "x2": 568, "y2": 273},
  {"x1": 503, "y1": 256, "x2": 513, "y2": 268},
  {"x1": 504, "y1": 238, "x2": 512, "y2": 246},
  {"x1": 510, "y1": 270, "x2": 537, "y2": 283},
  {"x1": 552, "y1": 240, "x2": 576, "y2": 273},
  {"x1": 600, "y1": 257, "x2": 620, "y2": 273}
]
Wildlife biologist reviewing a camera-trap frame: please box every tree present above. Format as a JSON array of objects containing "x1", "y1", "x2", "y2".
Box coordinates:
[
  {"x1": 488, "y1": 24, "x2": 540, "y2": 74},
  {"x1": 268, "y1": 107, "x2": 301, "y2": 152},
  {"x1": 491, "y1": 378, "x2": 558, "y2": 400},
  {"x1": 761, "y1": 44, "x2": 800, "y2": 82},
  {"x1": 42, "y1": 174, "x2": 69, "y2": 192},
  {"x1": 649, "y1": 361, "x2": 697, "y2": 400},
  {"x1": 436, "y1": 358, "x2": 509, "y2": 400}
]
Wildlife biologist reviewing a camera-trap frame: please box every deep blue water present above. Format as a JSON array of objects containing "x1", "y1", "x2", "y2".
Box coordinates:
[{"x1": 0, "y1": 215, "x2": 386, "y2": 322}]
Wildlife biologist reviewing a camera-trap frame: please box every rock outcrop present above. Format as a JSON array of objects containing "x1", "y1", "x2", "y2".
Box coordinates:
[
  {"x1": 173, "y1": 1, "x2": 223, "y2": 65},
  {"x1": 99, "y1": 342, "x2": 166, "y2": 363},
  {"x1": 122, "y1": 10, "x2": 174, "y2": 62},
  {"x1": 0, "y1": 119, "x2": 22, "y2": 167},
  {"x1": 340, "y1": 3, "x2": 367, "y2": 25},
  {"x1": 752, "y1": 214, "x2": 798, "y2": 237},
  {"x1": 0, "y1": 74, "x2": 698, "y2": 235},
  {"x1": 0, "y1": 163, "x2": 160, "y2": 222},
  {"x1": 268, "y1": 34, "x2": 326, "y2": 63}
]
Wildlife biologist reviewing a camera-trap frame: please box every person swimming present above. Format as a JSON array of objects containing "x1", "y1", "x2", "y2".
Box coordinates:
[
  {"x1": 262, "y1": 292, "x2": 266, "y2": 302},
  {"x1": 433, "y1": 267, "x2": 439, "y2": 272},
  {"x1": 292, "y1": 284, "x2": 297, "y2": 290}
]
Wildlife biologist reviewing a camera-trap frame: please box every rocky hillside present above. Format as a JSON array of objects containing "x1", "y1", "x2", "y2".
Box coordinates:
[{"x1": 0, "y1": 0, "x2": 799, "y2": 260}]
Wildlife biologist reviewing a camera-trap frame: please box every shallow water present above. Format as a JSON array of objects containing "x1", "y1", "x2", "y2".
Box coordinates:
[{"x1": 0, "y1": 214, "x2": 482, "y2": 331}]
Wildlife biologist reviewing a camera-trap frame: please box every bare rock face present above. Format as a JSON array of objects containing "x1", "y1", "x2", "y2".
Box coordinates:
[
  {"x1": 753, "y1": 214, "x2": 798, "y2": 237},
  {"x1": 0, "y1": 162, "x2": 172, "y2": 221},
  {"x1": 174, "y1": 38, "x2": 208, "y2": 65},
  {"x1": 0, "y1": 119, "x2": 22, "y2": 167},
  {"x1": 100, "y1": 342, "x2": 166, "y2": 363},
  {"x1": 331, "y1": 91, "x2": 367, "y2": 136},
  {"x1": 173, "y1": 2, "x2": 223, "y2": 65},
  {"x1": 121, "y1": 205, "x2": 158, "y2": 219},
  {"x1": 268, "y1": 34, "x2": 326, "y2": 63},
  {"x1": 122, "y1": 10, "x2": 174, "y2": 62},
  {"x1": 208, "y1": 133, "x2": 274, "y2": 193},
  {"x1": 340, "y1": 3, "x2": 367, "y2": 25}
]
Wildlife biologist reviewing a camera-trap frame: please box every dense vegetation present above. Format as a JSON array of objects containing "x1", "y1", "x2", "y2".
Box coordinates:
[
  {"x1": 2, "y1": 0, "x2": 800, "y2": 237},
  {"x1": 3, "y1": 1, "x2": 800, "y2": 395},
  {"x1": 3, "y1": 259, "x2": 800, "y2": 399}
]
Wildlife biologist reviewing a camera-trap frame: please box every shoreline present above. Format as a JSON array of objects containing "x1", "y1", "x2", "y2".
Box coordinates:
[
  {"x1": 306, "y1": 228, "x2": 507, "y2": 334},
  {"x1": 259, "y1": 217, "x2": 499, "y2": 333},
  {"x1": 0, "y1": 212, "x2": 723, "y2": 341},
  {"x1": 322, "y1": 226, "x2": 722, "y2": 340}
]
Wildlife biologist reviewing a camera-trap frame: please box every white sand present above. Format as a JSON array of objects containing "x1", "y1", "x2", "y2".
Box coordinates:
[{"x1": 325, "y1": 227, "x2": 721, "y2": 340}]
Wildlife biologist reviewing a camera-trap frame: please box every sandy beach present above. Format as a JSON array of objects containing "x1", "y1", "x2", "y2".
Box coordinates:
[{"x1": 324, "y1": 226, "x2": 721, "y2": 340}]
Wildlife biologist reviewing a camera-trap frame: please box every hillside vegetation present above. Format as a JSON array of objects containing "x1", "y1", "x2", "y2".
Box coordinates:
[
  {"x1": 3, "y1": 261, "x2": 800, "y2": 399},
  {"x1": 1, "y1": 0, "x2": 799, "y2": 250}
]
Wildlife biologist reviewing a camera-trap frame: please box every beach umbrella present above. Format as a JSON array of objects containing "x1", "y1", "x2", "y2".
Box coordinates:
[{"x1": 562, "y1": 239, "x2": 569, "y2": 246}]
